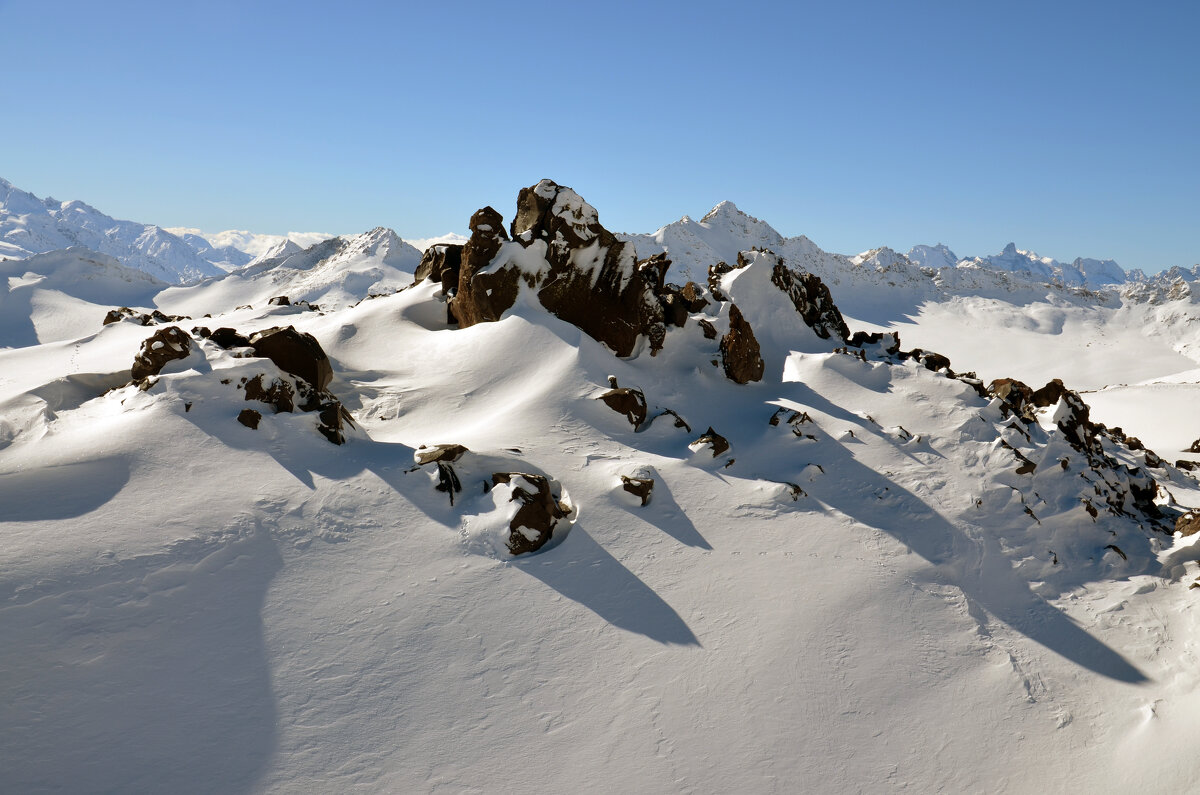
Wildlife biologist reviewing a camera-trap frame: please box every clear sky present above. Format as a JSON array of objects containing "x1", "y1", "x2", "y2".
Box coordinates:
[{"x1": 1, "y1": 0, "x2": 1196, "y2": 271}]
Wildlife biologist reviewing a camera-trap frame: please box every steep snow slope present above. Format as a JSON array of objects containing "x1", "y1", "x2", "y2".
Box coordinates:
[
  {"x1": 4, "y1": 181, "x2": 1200, "y2": 794},
  {"x1": 0, "y1": 179, "x2": 226, "y2": 283}
]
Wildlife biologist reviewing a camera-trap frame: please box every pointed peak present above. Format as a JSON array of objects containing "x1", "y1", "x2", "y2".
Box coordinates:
[
  {"x1": 701, "y1": 200, "x2": 744, "y2": 223},
  {"x1": 1002, "y1": 242, "x2": 1019, "y2": 255}
]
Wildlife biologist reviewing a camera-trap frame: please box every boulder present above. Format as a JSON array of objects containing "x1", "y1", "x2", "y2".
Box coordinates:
[
  {"x1": 268, "y1": 295, "x2": 290, "y2": 306},
  {"x1": 719, "y1": 304, "x2": 764, "y2": 384},
  {"x1": 316, "y1": 399, "x2": 353, "y2": 445},
  {"x1": 620, "y1": 475, "x2": 654, "y2": 506},
  {"x1": 415, "y1": 444, "x2": 470, "y2": 465},
  {"x1": 249, "y1": 326, "x2": 332, "y2": 391},
  {"x1": 491, "y1": 472, "x2": 571, "y2": 555},
  {"x1": 1177, "y1": 510, "x2": 1200, "y2": 537},
  {"x1": 597, "y1": 385, "x2": 647, "y2": 430},
  {"x1": 203, "y1": 327, "x2": 253, "y2": 349},
  {"x1": 131, "y1": 326, "x2": 193, "y2": 381},
  {"x1": 1031, "y1": 378, "x2": 1069, "y2": 407},
  {"x1": 449, "y1": 207, "x2": 517, "y2": 327},
  {"x1": 237, "y1": 408, "x2": 262, "y2": 429},
  {"x1": 692, "y1": 427, "x2": 730, "y2": 458}
]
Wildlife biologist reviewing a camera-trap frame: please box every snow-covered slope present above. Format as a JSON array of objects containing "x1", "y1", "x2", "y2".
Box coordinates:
[
  {"x1": 4, "y1": 180, "x2": 1200, "y2": 793},
  {"x1": 0, "y1": 179, "x2": 226, "y2": 283},
  {"x1": 158, "y1": 226, "x2": 423, "y2": 315}
]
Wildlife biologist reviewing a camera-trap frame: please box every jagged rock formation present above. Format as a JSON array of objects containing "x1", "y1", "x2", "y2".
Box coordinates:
[
  {"x1": 248, "y1": 326, "x2": 333, "y2": 392},
  {"x1": 105, "y1": 307, "x2": 189, "y2": 327},
  {"x1": 719, "y1": 304, "x2": 765, "y2": 384},
  {"x1": 620, "y1": 475, "x2": 654, "y2": 506},
  {"x1": 597, "y1": 379, "x2": 648, "y2": 430},
  {"x1": 757, "y1": 251, "x2": 850, "y2": 342}
]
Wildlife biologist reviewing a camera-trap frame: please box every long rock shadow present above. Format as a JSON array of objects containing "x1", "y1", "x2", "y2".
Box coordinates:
[
  {"x1": 0, "y1": 456, "x2": 131, "y2": 521},
  {"x1": 0, "y1": 529, "x2": 283, "y2": 792},
  {"x1": 617, "y1": 470, "x2": 711, "y2": 550},
  {"x1": 811, "y1": 440, "x2": 1148, "y2": 684},
  {"x1": 515, "y1": 524, "x2": 701, "y2": 646}
]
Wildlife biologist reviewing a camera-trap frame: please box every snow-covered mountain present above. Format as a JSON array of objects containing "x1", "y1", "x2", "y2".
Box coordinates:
[
  {"x1": 4, "y1": 179, "x2": 1200, "y2": 792},
  {"x1": 0, "y1": 178, "x2": 227, "y2": 283},
  {"x1": 165, "y1": 227, "x2": 336, "y2": 262}
]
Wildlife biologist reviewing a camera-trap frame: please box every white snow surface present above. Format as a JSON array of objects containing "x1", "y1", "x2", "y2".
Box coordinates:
[
  {"x1": 7, "y1": 187, "x2": 1200, "y2": 792},
  {"x1": 4, "y1": 198, "x2": 1200, "y2": 794}
]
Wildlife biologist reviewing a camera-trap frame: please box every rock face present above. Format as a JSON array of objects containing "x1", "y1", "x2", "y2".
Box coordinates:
[
  {"x1": 620, "y1": 475, "x2": 654, "y2": 506},
  {"x1": 450, "y1": 181, "x2": 669, "y2": 357},
  {"x1": 244, "y1": 374, "x2": 295, "y2": 414},
  {"x1": 248, "y1": 326, "x2": 333, "y2": 392},
  {"x1": 719, "y1": 304, "x2": 764, "y2": 384},
  {"x1": 414, "y1": 243, "x2": 463, "y2": 293},
  {"x1": 449, "y1": 207, "x2": 517, "y2": 327},
  {"x1": 492, "y1": 472, "x2": 571, "y2": 555},
  {"x1": 759, "y1": 252, "x2": 850, "y2": 342},
  {"x1": 131, "y1": 326, "x2": 193, "y2": 381},
  {"x1": 598, "y1": 385, "x2": 648, "y2": 430}
]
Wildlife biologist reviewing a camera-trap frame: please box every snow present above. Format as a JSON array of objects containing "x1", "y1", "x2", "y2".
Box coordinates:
[{"x1": 5, "y1": 183, "x2": 1200, "y2": 792}]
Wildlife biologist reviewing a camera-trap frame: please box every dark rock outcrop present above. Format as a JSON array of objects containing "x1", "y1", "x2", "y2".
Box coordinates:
[
  {"x1": 106, "y1": 307, "x2": 189, "y2": 327},
  {"x1": 268, "y1": 295, "x2": 290, "y2": 306},
  {"x1": 203, "y1": 327, "x2": 253, "y2": 349},
  {"x1": 415, "y1": 444, "x2": 470, "y2": 465},
  {"x1": 244, "y1": 374, "x2": 295, "y2": 413},
  {"x1": 237, "y1": 408, "x2": 262, "y2": 429},
  {"x1": 620, "y1": 476, "x2": 654, "y2": 506},
  {"x1": 491, "y1": 472, "x2": 570, "y2": 555},
  {"x1": 248, "y1": 326, "x2": 333, "y2": 392},
  {"x1": 131, "y1": 326, "x2": 192, "y2": 382},
  {"x1": 719, "y1": 304, "x2": 764, "y2": 384},
  {"x1": 761, "y1": 253, "x2": 850, "y2": 342},
  {"x1": 450, "y1": 181, "x2": 669, "y2": 357},
  {"x1": 598, "y1": 384, "x2": 648, "y2": 430},
  {"x1": 449, "y1": 207, "x2": 518, "y2": 327},
  {"x1": 692, "y1": 427, "x2": 730, "y2": 458},
  {"x1": 414, "y1": 243, "x2": 464, "y2": 293}
]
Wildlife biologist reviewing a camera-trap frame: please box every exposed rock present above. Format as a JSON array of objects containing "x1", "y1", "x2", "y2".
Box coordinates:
[
  {"x1": 692, "y1": 427, "x2": 730, "y2": 458},
  {"x1": 414, "y1": 243, "x2": 463, "y2": 292},
  {"x1": 598, "y1": 385, "x2": 647, "y2": 430},
  {"x1": 1031, "y1": 378, "x2": 1069, "y2": 407},
  {"x1": 244, "y1": 374, "x2": 295, "y2": 414},
  {"x1": 249, "y1": 325, "x2": 333, "y2": 391},
  {"x1": 761, "y1": 253, "x2": 850, "y2": 342},
  {"x1": 848, "y1": 330, "x2": 901, "y2": 355},
  {"x1": 451, "y1": 181, "x2": 671, "y2": 357},
  {"x1": 697, "y1": 318, "x2": 718, "y2": 340},
  {"x1": 237, "y1": 408, "x2": 261, "y2": 429},
  {"x1": 988, "y1": 378, "x2": 1036, "y2": 420},
  {"x1": 106, "y1": 306, "x2": 189, "y2": 327},
  {"x1": 1188, "y1": 439, "x2": 1200, "y2": 454},
  {"x1": 316, "y1": 399, "x2": 353, "y2": 445},
  {"x1": 1177, "y1": 510, "x2": 1200, "y2": 537},
  {"x1": 415, "y1": 444, "x2": 470, "y2": 465},
  {"x1": 491, "y1": 472, "x2": 570, "y2": 555},
  {"x1": 719, "y1": 304, "x2": 764, "y2": 384},
  {"x1": 202, "y1": 327, "x2": 253, "y2": 349},
  {"x1": 131, "y1": 326, "x2": 192, "y2": 381},
  {"x1": 620, "y1": 475, "x2": 654, "y2": 506},
  {"x1": 679, "y1": 282, "x2": 709, "y2": 312},
  {"x1": 449, "y1": 207, "x2": 517, "y2": 327},
  {"x1": 268, "y1": 295, "x2": 290, "y2": 306}
]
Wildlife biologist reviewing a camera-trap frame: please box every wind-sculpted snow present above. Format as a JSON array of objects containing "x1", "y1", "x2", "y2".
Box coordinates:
[{"x1": 6, "y1": 180, "x2": 1200, "y2": 792}]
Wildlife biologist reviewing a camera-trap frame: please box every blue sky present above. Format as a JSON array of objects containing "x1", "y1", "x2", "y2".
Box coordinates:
[{"x1": 1, "y1": 0, "x2": 1196, "y2": 270}]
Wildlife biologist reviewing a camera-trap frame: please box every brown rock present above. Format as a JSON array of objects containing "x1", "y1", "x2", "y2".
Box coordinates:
[
  {"x1": 492, "y1": 472, "x2": 570, "y2": 555},
  {"x1": 316, "y1": 400, "x2": 353, "y2": 445},
  {"x1": 207, "y1": 327, "x2": 253, "y2": 349},
  {"x1": 765, "y1": 255, "x2": 850, "y2": 342},
  {"x1": 237, "y1": 408, "x2": 262, "y2": 429},
  {"x1": 620, "y1": 476, "x2": 654, "y2": 506},
  {"x1": 268, "y1": 295, "x2": 290, "y2": 306},
  {"x1": 413, "y1": 243, "x2": 463, "y2": 290},
  {"x1": 131, "y1": 326, "x2": 193, "y2": 381},
  {"x1": 697, "y1": 318, "x2": 718, "y2": 339},
  {"x1": 1031, "y1": 378, "x2": 1069, "y2": 407},
  {"x1": 1177, "y1": 511, "x2": 1200, "y2": 537},
  {"x1": 244, "y1": 374, "x2": 295, "y2": 413},
  {"x1": 449, "y1": 206, "x2": 519, "y2": 327},
  {"x1": 720, "y1": 304, "x2": 764, "y2": 384},
  {"x1": 598, "y1": 387, "x2": 647, "y2": 430},
  {"x1": 249, "y1": 325, "x2": 333, "y2": 391},
  {"x1": 679, "y1": 282, "x2": 709, "y2": 312},
  {"x1": 415, "y1": 444, "x2": 470, "y2": 465},
  {"x1": 693, "y1": 427, "x2": 730, "y2": 457}
]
